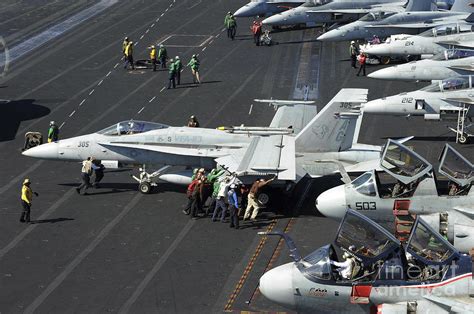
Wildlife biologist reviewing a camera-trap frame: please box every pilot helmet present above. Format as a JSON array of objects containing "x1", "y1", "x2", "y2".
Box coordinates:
[
  {"x1": 50, "y1": 121, "x2": 55, "y2": 126},
  {"x1": 23, "y1": 178, "x2": 31, "y2": 185}
]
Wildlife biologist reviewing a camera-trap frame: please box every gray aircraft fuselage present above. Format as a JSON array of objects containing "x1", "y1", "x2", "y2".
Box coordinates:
[
  {"x1": 262, "y1": 0, "x2": 400, "y2": 27},
  {"x1": 317, "y1": 12, "x2": 469, "y2": 41}
]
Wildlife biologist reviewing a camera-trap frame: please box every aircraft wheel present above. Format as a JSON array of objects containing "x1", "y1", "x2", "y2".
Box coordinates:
[
  {"x1": 139, "y1": 182, "x2": 152, "y2": 194},
  {"x1": 258, "y1": 192, "x2": 270, "y2": 206},
  {"x1": 380, "y1": 56, "x2": 391, "y2": 65},
  {"x1": 458, "y1": 134, "x2": 469, "y2": 144}
]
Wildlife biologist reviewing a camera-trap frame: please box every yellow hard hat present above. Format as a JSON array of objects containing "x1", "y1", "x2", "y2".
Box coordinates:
[{"x1": 23, "y1": 178, "x2": 30, "y2": 185}]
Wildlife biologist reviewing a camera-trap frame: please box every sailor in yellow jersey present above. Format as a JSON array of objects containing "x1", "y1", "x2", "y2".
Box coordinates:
[
  {"x1": 149, "y1": 45, "x2": 157, "y2": 72},
  {"x1": 20, "y1": 178, "x2": 38, "y2": 223}
]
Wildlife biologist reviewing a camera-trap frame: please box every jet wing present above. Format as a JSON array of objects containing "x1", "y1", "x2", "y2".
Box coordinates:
[
  {"x1": 215, "y1": 135, "x2": 296, "y2": 180},
  {"x1": 446, "y1": 65, "x2": 474, "y2": 72},
  {"x1": 453, "y1": 206, "x2": 474, "y2": 220},
  {"x1": 422, "y1": 295, "x2": 474, "y2": 313},
  {"x1": 365, "y1": 22, "x2": 444, "y2": 29},
  {"x1": 438, "y1": 40, "x2": 474, "y2": 49},
  {"x1": 99, "y1": 142, "x2": 239, "y2": 158},
  {"x1": 306, "y1": 9, "x2": 371, "y2": 14},
  {"x1": 442, "y1": 98, "x2": 474, "y2": 105}
]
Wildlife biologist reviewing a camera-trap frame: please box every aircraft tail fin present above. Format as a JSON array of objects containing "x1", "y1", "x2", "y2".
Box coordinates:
[
  {"x1": 405, "y1": 0, "x2": 437, "y2": 11},
  {"x1": 295, "y1": 89, "x2": 368, "y2": 153},
  {"x1": 450, "y1": 0, "x2": 474, "y2": 12}
]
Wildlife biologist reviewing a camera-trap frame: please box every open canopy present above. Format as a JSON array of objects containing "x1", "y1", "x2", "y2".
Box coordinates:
[
  {"x1": 438, "y1": 144, "x2": 473, "y2": 187},
  {"x1": 97, "y1": 120, "x2": 169, "y2": 136},
  {"x1": 407, "y1": 217, "x2": 457, "y2": 265},
  {"x1": 380, "y1": 139, "x2": 432, "y2": 185},
  {"x1": 335, "y1": 209, "x2": 400, "y2": 263}
]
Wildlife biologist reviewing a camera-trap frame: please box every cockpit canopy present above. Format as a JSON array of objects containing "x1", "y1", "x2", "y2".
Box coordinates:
[
  {"x1": 438, "y1": 144, "x2": 473, "y2": 187},
  {"x1": 420, "y1": 76, "x2": 472, "y2": 92},
  {"x1": 407, "y1": 218, "x2": 457, "y2": 265},
  {"x1": 432, "y1": 49, "x2": 474, "y2": 61},
  {"x1": 335, "y1": 210, "x2": 400, "y2": 263},
  {"x1": 359, "y1": 11, "x2": 395, "y2": 22},
  {"x1": 380, "y1": 139, "x2": 432, "y2": 184},
  {"x1": 420, "y1": 23, "x2": 474, "y2": 37},
  {"x1": 351, "y1": 171, "x2": 377, "y2": 196},
  {"x1": 97, "y1": 120, "x2": 169, "y2": 136}
]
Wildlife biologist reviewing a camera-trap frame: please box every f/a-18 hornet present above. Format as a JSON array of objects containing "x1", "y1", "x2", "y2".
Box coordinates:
[
  {"x1": 369, "y1": 49, "x2": 474, "y2": 81},
  {"x1": 258, "y1": 209, "x2": 474, "y2": 313},
  {"x1": 262, "y1": 0, "x2": 407, "y2": 28},
  {"x1": 364, "y1": 23, "x2": 474, "y2": 59},
  {"x1": 364, "y1": 75, "x2": 474, "y2": 143},
  {"x1": 317, "y1": 0, "x2": 474, "y2": 42},
  {"x1": 317, "y1": 139, "x2": 473, "y2": 253},
  {"x1": 23, "y1": 89, "x2": 395, "y2": 193}
]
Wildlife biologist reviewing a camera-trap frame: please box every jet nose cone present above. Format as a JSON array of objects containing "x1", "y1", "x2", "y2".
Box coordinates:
[
  {"x1": 234, "y1": 3, "x2": 260, "y2": 17},
  {"x1": 22, "y1": 142, "x2": 58, "y2": 160},
  {"x1": 259, "y1": 263, "x2": 295, "y2": 308},
  {"x1": 316, "y1": 30, "x2": 339, "y2": 41},
  {"x1": 367, "y1": 67, "x2": 395, "y2": 80},
  {"x1": 262, "y1": 14, "x2": 285, "y2": 26},
  {"x1": 363, "y1": 45, "x2": 386, "y2": 55},
  {"x1": 316, "y1": 185, "x2": 347, "y2": 219},
  {"x1": 363, "y1": 99, "x2": 386, "y2": 114}
]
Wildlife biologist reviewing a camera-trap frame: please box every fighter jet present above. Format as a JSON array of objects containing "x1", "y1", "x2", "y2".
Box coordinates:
[
  {"x1": 22, "y1": 89, "x2": 388, "y2": 193},
  {"x1": 316, "y1": 139, "x2": 474, "y2": 252},
  {"x1": 368, "y1": 48, "x2": 474, "y2": 81},
  {"x1": 233, "y1": 0, "x2": 305, "y2": 18},
  {"x1": 261, "y1": 0, "x2": 406, "y2": 28},
  {"x1": 317, "y1": 0, "x2": 474, "y2": 42},
  {"x1": 259, "y1": 209, "x2": 474, "y2": 313},
  {"x1": 364, "y1": 75, "x2": 474, "y2": 143},
  {"x1": 363, "y1": 23, "x2": 474, "y2": 59}
]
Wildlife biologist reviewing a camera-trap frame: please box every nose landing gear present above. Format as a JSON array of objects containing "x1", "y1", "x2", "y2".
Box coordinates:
[{"x1": 131, "y1": 165, "x2": 172, "y2": 194}]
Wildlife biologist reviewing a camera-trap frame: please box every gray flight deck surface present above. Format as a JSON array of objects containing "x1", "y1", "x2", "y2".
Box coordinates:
[{"x1": 0, "y1": 1, "x2": 472, "y2": 313}]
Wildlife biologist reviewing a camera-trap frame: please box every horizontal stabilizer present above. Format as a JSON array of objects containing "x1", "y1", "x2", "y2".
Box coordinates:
[
  {"x1": 216, "y1": 135, "x2": 296, "y2": 180},
  {"x1": 254, "y1": 99, "x2": 316, "y2": 106}
]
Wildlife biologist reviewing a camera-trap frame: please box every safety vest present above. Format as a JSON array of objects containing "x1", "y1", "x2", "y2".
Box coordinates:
[
  {"x1": 125, "y1": 43, "x2": 133, "y2": 56},
  {"x1": 21, "y1": 185, "x2": 32, "y2": 204},
  {"x1": 150, "y1": 48, "x2": 156, "y2": 60}
]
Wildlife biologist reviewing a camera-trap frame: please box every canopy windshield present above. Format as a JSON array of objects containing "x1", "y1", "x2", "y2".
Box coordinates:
[
  {"x1": 335, "y1": 210, "x2": 399, "y2": 263},
  {"x1": 97, "y1": 120, "x2": 168, "y2": 136},
  {"x1": 407, "y1": 218, "x2": 457, "y2": 264},
  {"x1": 438, "y1": 144, "x2": 473, "y2": 186},
  {"x1": 351, "y1": 171, "x2": 377, "y2": 196},
  {"x1": 298, "y1": 245, "x2": 333, "y2": 281},
  {"x1": 380, "y1": 139, "x2": 432, "y2": 184},
  {"x1": 419, "y1": 24, "x2": 473, "y2": 37},
  {"x1": 359, "y1": 11, "x2": 395, "y2": 22},
  {"x1": 432, "y1": 49, "x2": 474, "y2": 61},
  {"x1": 441, "y1": 76, "x2": 471, "y2": 91}
]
